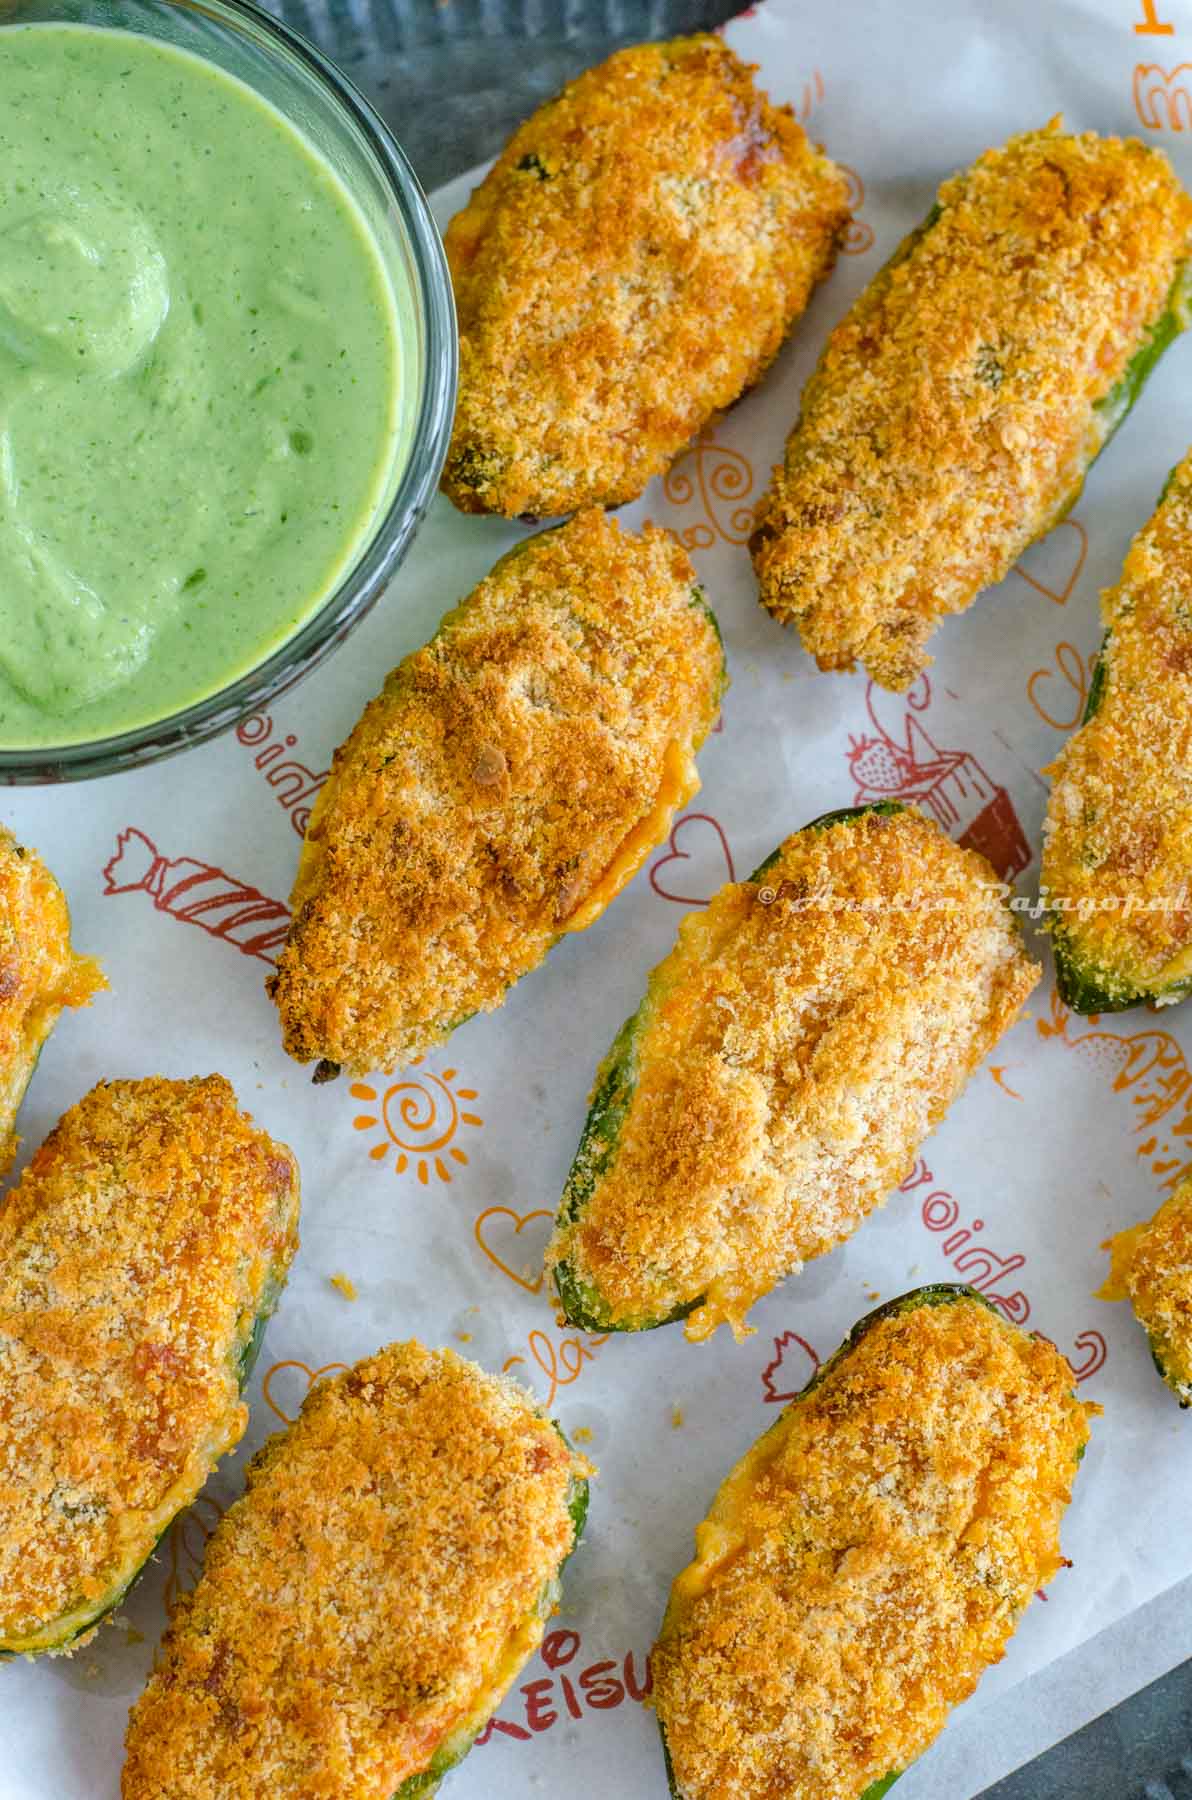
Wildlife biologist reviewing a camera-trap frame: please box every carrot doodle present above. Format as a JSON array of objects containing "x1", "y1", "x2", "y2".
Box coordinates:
[
  {"x1": 649, "y1": 813, "x2": 736, "y2": 906},
  {"x1": 102, "y1": 827, "x2": 290, "y2": 964},
  {"x1": 847, "y1": 678, "x2": 1032, "y2": 881},
  {"x1": 236, "y1": 710, "x2": 329, "y2": 838},
  {"x1": 350, "y1": 1066, "x2": 482, "y2": 1185},
  {"x1": 1134, "y1": 62, "x2": 1192, "y2": 129},
  {"x1": 475, "y1": 1627, "x2": 653, "y2": 1746}
]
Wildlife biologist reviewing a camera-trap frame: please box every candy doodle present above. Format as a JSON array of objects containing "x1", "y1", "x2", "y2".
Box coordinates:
[{"x1": 102, "y1": 827, "x2": 290, "y2": 964}]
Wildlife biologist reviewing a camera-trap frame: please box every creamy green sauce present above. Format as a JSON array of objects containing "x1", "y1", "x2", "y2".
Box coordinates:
[{"x1": 0, "y1": 24, "x2": 405, "y2": 747}]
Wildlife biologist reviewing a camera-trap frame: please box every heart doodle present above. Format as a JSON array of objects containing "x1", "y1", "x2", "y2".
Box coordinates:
[
  {"x1": 262, "y1": 1358, "x2": 351, "y2": 1425},
  {"x1": 1012, "y1": 518, "x2": 1088, "y2": 607},
  {"x1": 650, "y1": 813, "x2": 736, "y2": 907},
  {"x1": 475, "y1": 1206, "x2": 555, "y2": 1294}
]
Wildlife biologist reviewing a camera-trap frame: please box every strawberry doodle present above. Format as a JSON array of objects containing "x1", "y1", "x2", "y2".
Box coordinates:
[
  {"x1": 650, "y1": 813, "x2": 736, "y2": 906},
  {"x1": 1039, "y1": 988, "x2": 1192, "y2": 1194},
  {"x1": 236, "y1": 711, "x2": 329, "y2": 838},
  {"x1": 102, "y1": 827, "x2": 290, "y2": 964},
  {"x1": 848, "y1": 677, "x2": 1032, "y2": 882},
  {"x1": 476, "y1": 1627, "x2": 653, "y2": 1745},
  {"x1": 350, "y1": 1066, "x2": 482, "y2": 1185},
  {"x1": 761, "y1": 1330, "x2": 820, "y2": 1403}
]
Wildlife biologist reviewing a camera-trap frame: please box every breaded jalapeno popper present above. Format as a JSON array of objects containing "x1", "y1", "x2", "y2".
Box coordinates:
[
  {"x1": 652, "y1": 1288, "x2": 1093, "y2": 1800},
  {"x1": 547, "y1": 804, "x2": 1038, "y2": 1340},
  {"x1": 123, "y1": 1343, "x2": 591, "y2": 1800},
  {"x1": 1101, "y1": 1174, "x2": 1192, "y2": 1404},
  {"x1": 271, "y1": 509, "x2": 726, "y2": 1077},
  {"x1": 442, "y1": 35, "x2": 850, "y2": 518},
  {"x1": 0, "y1": 824, "x2": 103, "y2": 1170},
  {"x1": 751, "y1": 123, "x2": 1192, "y2": 690},
  {"x1": 1042, "y1": 453, "x2": 1192, "y2": 1013},
  {"x1": 0, "y1": 1077, "x2": 299, "y2": 1658}
]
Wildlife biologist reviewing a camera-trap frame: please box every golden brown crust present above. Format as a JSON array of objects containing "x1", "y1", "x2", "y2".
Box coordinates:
[
  {"x1": 1101, "y1": 1174, "x2": 1192, "y2": 1397},
  {"x1": 0, "y1": 824, "x2": 104, "y2": 1171},
  {"x1": 1042, "y1": 450, "x2": 1192, "y2": 1001},
  {"x1": 0, "y1": 1076, "x2": 299, "y2": 1656},
  {"x1": 547, "y1": 807, "x2": 1039, "y2": 1339},
  {"x1": 652, "y1": 1296, "x2": 1093, "y2": 1800},
  {"x1": 751, "y1": 124, "x2": 1192, "y2": 690},
  {"x1": 122, "y1": 1343, "x2": 588, "y2": 1800},
  {"x1": 442, "y1": 34, "x2": 850, "y2": 517},
  {"x1": 271, "y1": 508, "x2": 725, "y2": 1075}
]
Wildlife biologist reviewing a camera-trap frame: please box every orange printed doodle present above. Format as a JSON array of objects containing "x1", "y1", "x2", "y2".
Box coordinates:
[
  {"x1": 475, "y1": 1627, "x2": 652, "y2": 1747},
  {"x1": 351, "y1": 1066, "x2": 482, "y2": 1185},
  {"x1": 649, "y1": 812, "x2": 736, "y2": 906},
  {"x1": 236, "y1": 710, "x2": 329, "y2": 838},
  {"x1": 163, "y1": 1494, "x2": 225, "y2": 1618},
  {"x1": 662, "y1": 429, "x2": 760, "y2": 549},
  {"x1": 503, "y1": 1320, "x2": 608, "y2": 1412},
  {"x1": 1012, "y1": 518, "x2": 1088, "y2": 606},
  {"x1": 1027, "y1": 640, "x2": 1098, "y2": 731},
  {"x1": 261, "y1": 1358, "x2": 352, "y2": 1426},
  {"x1": 102, "y1": 827, "x2": 290, "y2": 964},
  {"x1": 1135, "y1": 62, "x2": 1192, "y2": 130},
  {"x1": 1039, "y1": 987, "x2": 1192, "y2": 1193},
  {"x1": 1135, "y1": 0, "x2": 1176, "y2": 34},
  {"x1": 475, "y1": 1205, "x2": 555, "y2": 1295},
  {"x1": 847, "y1": 677, "x2": 1032, "y2": 881},
  {"x1": 839, "y1": 164, "x2": 875, "y2": 256}
]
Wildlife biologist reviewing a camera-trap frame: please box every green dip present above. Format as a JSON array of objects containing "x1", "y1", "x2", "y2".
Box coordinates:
[{"x1": 0, "y1": 23, "x2": 407, "y2": 747}]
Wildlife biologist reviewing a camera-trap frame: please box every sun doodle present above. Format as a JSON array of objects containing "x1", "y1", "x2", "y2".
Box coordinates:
[{"x1": 351, "y1": 1062, "x2": 483, "y2": 1185}]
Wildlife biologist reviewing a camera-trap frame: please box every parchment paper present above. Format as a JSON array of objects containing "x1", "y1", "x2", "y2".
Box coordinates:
[{"x1": 7, "y1": 0, "x2": 1192, "y2": 1792}]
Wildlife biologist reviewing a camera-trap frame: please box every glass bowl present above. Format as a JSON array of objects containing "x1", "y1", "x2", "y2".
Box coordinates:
[{"x1": 0, "y1": 0, "x2": 457, "y2": 782}]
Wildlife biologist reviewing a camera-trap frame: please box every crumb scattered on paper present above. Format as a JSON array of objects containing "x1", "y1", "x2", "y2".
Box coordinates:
[
  {"x1": 329, "y1": 1271, "x2": 357, "y2": 1300},
  {"x1": 572, "y1": 1425, "x2": 594, "y2": 1444},
  {"x1": 671, "y1": 1406, "x2": 684, "y2": 1429}
]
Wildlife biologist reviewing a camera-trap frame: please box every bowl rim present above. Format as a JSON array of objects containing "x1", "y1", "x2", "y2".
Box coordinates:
[{"x1": 0, "y1": 0, "x2": 458, "y2": 784}]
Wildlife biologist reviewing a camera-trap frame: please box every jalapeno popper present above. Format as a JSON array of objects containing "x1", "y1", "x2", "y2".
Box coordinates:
[
  {"x1": 442, "y1": 35, "x2": 850, "y2": 519},
  {"x1": 0, "y1": 1076, "x2": 299, "y2": 1658},
  {"x1": 547, "y1": 804, "x2": 1038, "y2": 1340},
  {"x1": 652, "y1": 1287, "x2": 1094, "y2": 1800},
  {"x1": 1102, "y1": 1174, "x2": 1192, "y2": 1404},
  {"x1": 270, "y1": 509, "x2": 726, "y2": 1077},
  {"x1": 751, "y1": 123, "x2": 1192, "y2": 691},
  {"x1": 122, "y1": 1343, "x2": 591, "y2": 1800},
  {"x1": 0, "y1": 824, "x2": 104, "y2": 1171},
  {"x1": 1042, "y1": 454, "x2": 1192, "y2": 1012}
]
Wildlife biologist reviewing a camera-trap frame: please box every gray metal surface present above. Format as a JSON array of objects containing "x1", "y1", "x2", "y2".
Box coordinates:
[{"x1": 260, "y1": 0, "x2": 1192, "y2": 1792}]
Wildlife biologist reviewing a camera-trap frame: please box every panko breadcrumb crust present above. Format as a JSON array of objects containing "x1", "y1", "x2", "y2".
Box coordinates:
[
  {"x1": 0, "y1": 1077, "x2": 299, "y2": 1657},
  {"x1": 270, "y1": 508, "x2": 726, "y2": 1076},
  {"x1": 0, "y1": 824, "x2": 103, "y2": 1172},
  {"x1": 442, "y1": 34, "x2": 850, "y2": 518},
  {"x1": 122, "y1": 1344, "x2": 590, "y2": 1800},
  {"x1": 750, "y1": 123, "x2": 1192, "y2": 690},
  {"x1": 1102, "y1": 1174, "x2": 1192, "y2": 1402},
  {"x1": 547, "y1": 806, "x2": 1039, "y2": 1340},
  {"x1": 652, "y1": 1292, "x2": 1094, "y2": 1800},
  {"x1": 1042, "y1": 450, "x2": 1192, "y2": 1009}
]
